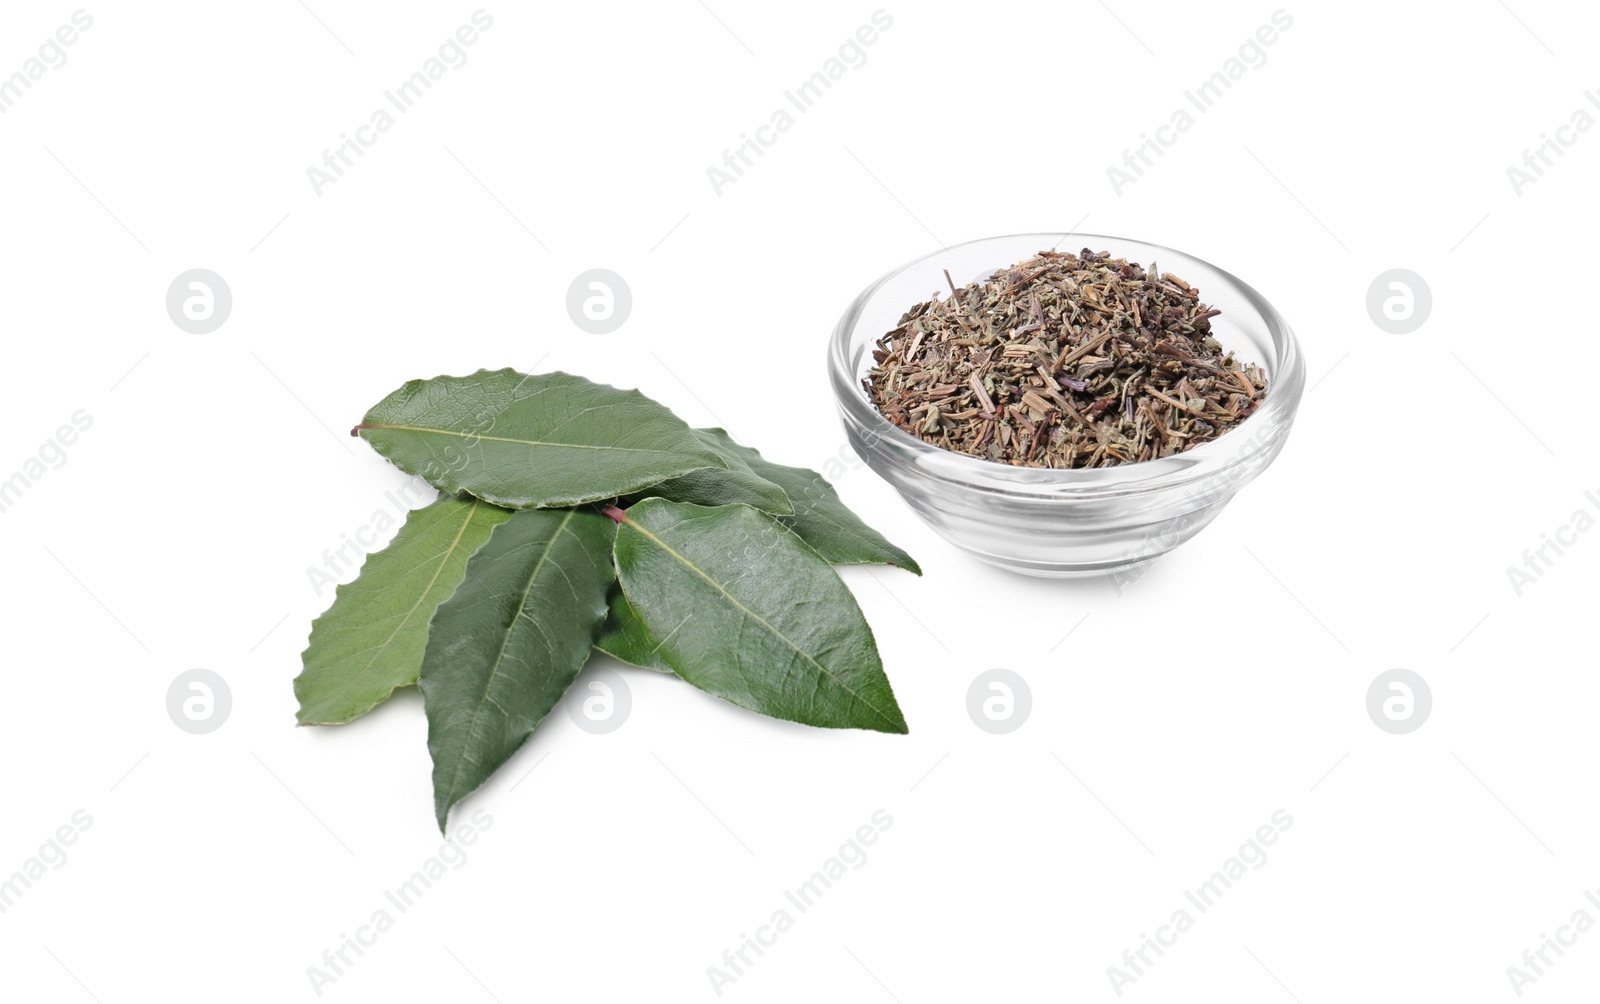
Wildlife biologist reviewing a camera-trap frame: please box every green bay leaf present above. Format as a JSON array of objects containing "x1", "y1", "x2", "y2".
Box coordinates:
[
  {"x1": 420, "y1": 507, "x2": 616, "y2": 831},
  {"x1": 619, "y1": 429, "x2": 792, "y2": 515},
  {"x1": 593, "y1": 590, "x2": 673, "y2": 673},
  {"x1": 697, "y1": 430, "x2": 920, "y2": 574},
  {"x1": 355, "y1": 369, "x2": 728, "y2": 509},
  {"x1": 613, "y1": 500, "x2": 908, "y2": 734},
  {"x1": 294, "y1": 495, "x2": 511, "y2": 726}
]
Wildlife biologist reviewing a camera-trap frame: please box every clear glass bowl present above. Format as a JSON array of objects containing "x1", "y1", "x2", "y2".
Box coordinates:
[{"x1": 828, "y1": 233, "x2": 1305, "y2": 578}]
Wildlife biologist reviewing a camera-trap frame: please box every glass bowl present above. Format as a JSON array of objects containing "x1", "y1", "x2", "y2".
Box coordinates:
[{"x1": 828, "y1": 233, "x2": 1305, "y2": 578}]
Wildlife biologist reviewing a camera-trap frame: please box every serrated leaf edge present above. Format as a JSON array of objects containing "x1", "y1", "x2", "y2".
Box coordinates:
[{"x1": 294, "y1": 496, "x2": 500, "y2": 726}]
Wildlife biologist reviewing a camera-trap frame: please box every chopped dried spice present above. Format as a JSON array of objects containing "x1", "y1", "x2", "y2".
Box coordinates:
[{"x1": 865, "y1": 249, "x2": 1267, "y2": 469}]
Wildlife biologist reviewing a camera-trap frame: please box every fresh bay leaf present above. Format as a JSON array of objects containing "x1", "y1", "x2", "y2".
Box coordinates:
[
  {"x1": 619, "y1": 429, "x2": 792, "y2": 515},
  {"x1": 611, "y1": 500, "x2": 908, "y2": 734},
  {"x1": 355, "y1": 369, "x2": 728, "y2": 509},
  {"x1": 294, "y1": 495, "x2": 511, "y2": 726},
  {"x1": 697, "y1": 430, "x2": 921, "y2": 574},
  {"x1": 593, "y1": 590, "x2": 672, "y2": 672},
  {"x1": 420, "y1": 507, "x2": 616, "y2": 831}
]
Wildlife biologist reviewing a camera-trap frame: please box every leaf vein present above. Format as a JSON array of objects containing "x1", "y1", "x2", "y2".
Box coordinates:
[
  {"x1": 622, "y1": 517, "x2": 898, "y2": 730},
  {"x1": 442, "y1": 509, "x2": 578, "y2": 806}
]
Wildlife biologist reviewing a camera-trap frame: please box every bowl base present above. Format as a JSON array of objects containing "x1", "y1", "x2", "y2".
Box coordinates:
[{"x1": 959, "y1": 548, "x2": 1159, "y2": 580}]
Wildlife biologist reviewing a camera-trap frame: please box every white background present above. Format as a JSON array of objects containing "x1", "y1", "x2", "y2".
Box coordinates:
[{"x1": 1, "y1": 1, "x2": 1596, "y2": 1001}]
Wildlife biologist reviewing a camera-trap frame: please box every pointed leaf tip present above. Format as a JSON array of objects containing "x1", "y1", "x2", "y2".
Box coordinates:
[
  {"x1": 421, "y1": 507, "x2": 616, "y2": 829},
  {"x1": 689, "y1": 430, "x2": 921, "y2": 574},
  {"x1": 613, "y1": 500, "x2": 908, "y2": 734}
]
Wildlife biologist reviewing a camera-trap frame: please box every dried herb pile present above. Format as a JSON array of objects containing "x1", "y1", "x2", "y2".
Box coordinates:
[{"x1": 866, "y1": 249, "x2": 1267, "y2": 468}]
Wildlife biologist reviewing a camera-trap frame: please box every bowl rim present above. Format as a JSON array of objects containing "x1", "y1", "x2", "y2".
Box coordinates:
[{"x1": 828, "y1": 231, "x2": 1306, "y2": 499}]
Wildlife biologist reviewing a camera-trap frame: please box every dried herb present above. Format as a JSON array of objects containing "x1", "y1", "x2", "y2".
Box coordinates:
[{"x1": 865, "y1": 249, "x2": 1267, "y2": 468}]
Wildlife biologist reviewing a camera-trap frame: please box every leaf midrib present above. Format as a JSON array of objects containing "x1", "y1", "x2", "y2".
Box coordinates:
[
  {"x1": 362, "y1": 424, "x2": 706, "y2": 457},
  {"x1": 620, "y1": 515, "x2": 899, "y2": 730}
]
